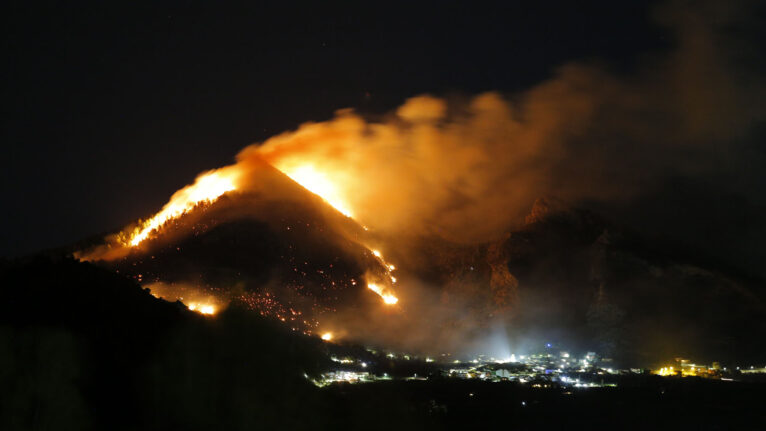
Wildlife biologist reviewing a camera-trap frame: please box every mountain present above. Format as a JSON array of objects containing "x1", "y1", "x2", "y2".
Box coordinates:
[
  {"x1": 76, "y1": 160, "x2": 393, "y2": 335},
  {"x1": 70, "y1": 160, "x2": 766, "y2": 365},
  {"x1": 396, "y1": 198, "x2": 766, "y2": 365}
]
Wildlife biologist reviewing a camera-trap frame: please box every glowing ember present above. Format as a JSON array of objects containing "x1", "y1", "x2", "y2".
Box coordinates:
[
  {"x1": 278, "y1": 164, "x2": 353, "y2": 217},
  {"x1": 321, "y1": 332, "x2": 333, "y2": 341},
  {"x1": 187, "y1": 303, "x2": 216, "y2": 315},
  {"x1": 127, "y1": 168, "x2": 240, "y2": 246}
]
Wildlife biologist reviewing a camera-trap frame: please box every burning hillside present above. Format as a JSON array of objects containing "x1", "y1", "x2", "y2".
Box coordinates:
[{"x1": 76, "y1": 158, "x2": 404, "y2": 336}]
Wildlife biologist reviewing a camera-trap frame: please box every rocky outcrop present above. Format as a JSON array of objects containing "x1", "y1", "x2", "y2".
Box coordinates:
[{"x1": 486, "y1": 233, "x2": 518, "y2": 311}]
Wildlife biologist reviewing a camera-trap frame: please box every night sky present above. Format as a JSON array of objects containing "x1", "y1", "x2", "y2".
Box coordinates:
[{"x1": 2, "y1": 1, "x2": 764, "y2": 276}]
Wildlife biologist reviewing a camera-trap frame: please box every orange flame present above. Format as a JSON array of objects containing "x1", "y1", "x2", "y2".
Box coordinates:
[
  {"x1": 367, "y1": 282, "x2": 398, "y2": 305},
  {"x1": 275, "y1": 163, "x2": 354, "y2": 218},
  {"x1": 187, "y1": 302, "x2": 216, "y2": 315},
  {"x1": 126, "y1": 167, "x2": 241, "y2": 246}
]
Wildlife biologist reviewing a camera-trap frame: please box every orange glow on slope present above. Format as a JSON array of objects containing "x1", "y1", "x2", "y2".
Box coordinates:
[
  {"x1": 91, "y1": 152, "x2": 401, "y2": 305},
  {"x1": 367, "y1": 282, "x2": 398, "y2": 305},
  {"x1": 267, "y1": 162, "x2": 401, "y2": 306},
  {"x1": 321, "y1": 332, "x2": 333, "y2": 341},
  {"x1": 187, "y1": 303, "x2": 216, "y2": 315},
  {"x1": 126, "y1": 167, "x2": 240, "y2": 246},
  {"x1": 365, "y1": 248, "x2": 399, "y2": 305},
  {"x1": 276, "y1": 164, "x2": 354, "y2": 217}
]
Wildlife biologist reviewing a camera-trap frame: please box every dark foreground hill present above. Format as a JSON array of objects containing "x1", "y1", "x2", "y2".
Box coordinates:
[{"x1": 0, "y1": 256, "x2": 330, "y2": 430}]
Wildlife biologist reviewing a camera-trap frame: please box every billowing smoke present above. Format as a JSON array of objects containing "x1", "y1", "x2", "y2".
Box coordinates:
[
  {"x1": 242, "y1": 0, "x2": 764, "y2": 360},
  {"x1": 238, "y1": 0, "x2": 765, "y2": 253}
]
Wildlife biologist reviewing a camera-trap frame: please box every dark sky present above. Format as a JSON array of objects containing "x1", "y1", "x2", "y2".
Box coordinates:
[{"x1": 3, "y1": 0, "x2": 763, "y2": 274}]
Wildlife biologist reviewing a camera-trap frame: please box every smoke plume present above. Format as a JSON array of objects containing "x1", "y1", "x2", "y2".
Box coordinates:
[{"x1": 232, "y1": 0, "x2": 765, "y2": 252}]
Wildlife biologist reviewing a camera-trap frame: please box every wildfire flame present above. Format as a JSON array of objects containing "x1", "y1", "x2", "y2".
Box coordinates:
[
  {"x1": 361, "y1": 247, "x2": 399, "y2": 305},
  {"x1": 187, "y1": 303, "x2": 216, "y2": 315},
  {"x1": 321, "y1": 332, "x2": 333, "y2": 341},
  {"x1": 277, "y1": 164, "x2": 354, "y2": 218},
  {"x1": 367, "y1": 282, "x2": 398, "y2": 305},
  {"x1": 126, "y1": 168, "x2": 240, "y2": 246}
]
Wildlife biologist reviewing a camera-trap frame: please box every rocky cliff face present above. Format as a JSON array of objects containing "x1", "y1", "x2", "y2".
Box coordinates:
[
  {"x1": 487, "y1": 233, "x2": 519, "y2": 312},
  {"x1": 497, "y1": 198, "x2": 766, "y2": 365}
]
